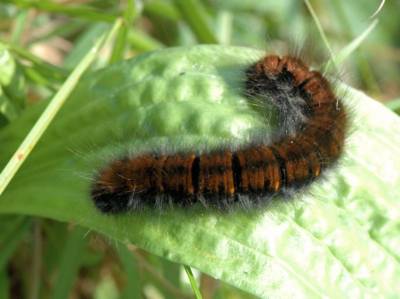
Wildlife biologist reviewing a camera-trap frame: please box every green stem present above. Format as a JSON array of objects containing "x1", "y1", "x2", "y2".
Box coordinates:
[{"x1": 184, "y1": 265, "x2": 202, "y2": 299}]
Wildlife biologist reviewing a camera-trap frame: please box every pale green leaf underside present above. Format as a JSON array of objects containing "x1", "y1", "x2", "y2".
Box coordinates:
[{"x1": 1, "y1": 46, "x2": 400, "y2": 298}]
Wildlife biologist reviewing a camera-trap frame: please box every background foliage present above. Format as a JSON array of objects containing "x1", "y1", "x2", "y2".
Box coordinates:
[{"x1": 0, "y1": 1, "x2": 399, "y2": 299}]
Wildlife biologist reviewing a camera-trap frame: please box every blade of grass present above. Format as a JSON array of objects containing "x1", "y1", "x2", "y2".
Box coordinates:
[
  {"x1": 0, "y1": 19, "x2": 122, "y2": 196},
  {"x1": 109, "y1": 0, "x2": 138, "y2": 64},
  {"x1": 5, "y1": 43, "x2": 68, "y2": 81},
  {"x1": 303, "y1": 0, "x2": 337, "y2": 69},
  {"x1": 127, "y1": 28, "x2": 164, "y2": 51},
  {"x1": 0, "y1": 268, "x2": 10, "y2": 299},
  {"x1": 144, "y1": 0, "x2": 181, "y2": 22},
  {"x1": 5, "y1": 0, "x2": 117, "y2": 23},
  {"x1": 10, "y1": 9, "x2": 28, "y2": 45},
  {"x1": 330, "y1": 0, "x2": 380, "y2": 93},
  {"x1": 216, "y1": 10, "x2": 232, "y2": 45},
  {"x1": 128, "y1": 246, "x2": 191, "y2": 299},
  {"x1": 63, "y1": 23, "x2": 110, "y2": 69},
  {"x1": 0, "y1": 216, "x2": 25, "y2": 245},
  {"x1": 161, "y1": 259, "x2": 181, "y2": 291},
  {"x1": 0, "y1": 217, "x2": 31, "y2": 270},
  {"x1": 50, "y1": 226, "x2": 87, "y2": 299},
  {"x1": 325, "y1": 19, "x2": 378, "y2": 70},
  {"x1": 116, "y1": 245, "x2": 142, "y2": 299},
  {"x1": 370, "y1": 0, "x2": 385, "y2": 19},
  {"x1": 23, "y1": 67, "x2": 58, "y2": 91},
  {"x1": 109, "y1": 23, "x2": 128, "y2": 63},
  {"x1": 30, "y1": 220, "x2": 42, "y2": 299},
  {"x1": 173, "y1": 0, "x2": 218, "y2": 44},
  {"x1": 184, "y1": 266, "x2": 202, "y2": 299},
  {"x1": 28, "y1": 20, "x2": 84, "y2": 45}
]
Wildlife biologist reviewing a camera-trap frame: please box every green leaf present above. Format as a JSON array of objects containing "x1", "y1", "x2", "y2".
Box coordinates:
[{"x1": 1, "y1": 45, "x2": 399, "y2": 298}]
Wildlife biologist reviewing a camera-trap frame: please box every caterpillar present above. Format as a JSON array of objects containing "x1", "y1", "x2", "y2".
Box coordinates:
[{"x1": 90, "y1": 54, "x2": 348, "y2": 213}]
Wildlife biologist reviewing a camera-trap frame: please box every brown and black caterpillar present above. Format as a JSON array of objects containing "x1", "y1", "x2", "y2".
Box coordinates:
[{"x1": 91, "y1": 54, "x2": 348, "y2": 213}]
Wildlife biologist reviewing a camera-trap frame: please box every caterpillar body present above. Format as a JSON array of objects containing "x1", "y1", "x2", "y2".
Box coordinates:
[{"x1": 91, "y1": 54, "x2": 347, "y2": 213}]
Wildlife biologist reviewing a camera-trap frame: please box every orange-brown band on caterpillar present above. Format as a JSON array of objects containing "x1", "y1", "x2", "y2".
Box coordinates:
[{"x1": 91, "y1": 55, "x2": 347, "y2": 213}]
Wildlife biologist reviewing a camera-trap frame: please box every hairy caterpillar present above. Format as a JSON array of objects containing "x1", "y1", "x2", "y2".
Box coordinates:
[{"x1": 90, "y1": 54, "x2": 347, "y2": 213}]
